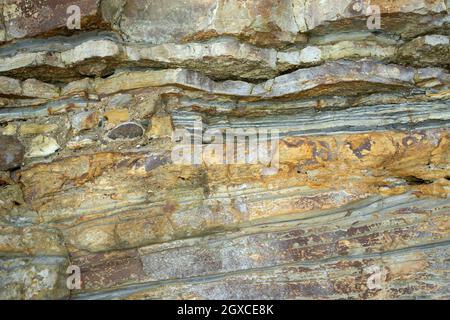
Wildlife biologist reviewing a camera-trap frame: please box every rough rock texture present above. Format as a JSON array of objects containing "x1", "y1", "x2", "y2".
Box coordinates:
[
  {"x1": 0, "y1": 1, "x2": 449, "y2": 300},
  {"x1": 1, "y1": 0, "x2": 103, "y2": 43}
]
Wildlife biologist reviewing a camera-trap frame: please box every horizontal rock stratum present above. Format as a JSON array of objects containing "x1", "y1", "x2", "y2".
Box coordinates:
[{"x1": 0, "y1": 0, "x2": 449, "y2": 300}]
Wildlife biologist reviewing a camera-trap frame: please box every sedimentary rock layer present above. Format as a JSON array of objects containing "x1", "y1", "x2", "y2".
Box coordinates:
[{"x1": 0, "y1": 0, "x2": 449, "y2": 300}]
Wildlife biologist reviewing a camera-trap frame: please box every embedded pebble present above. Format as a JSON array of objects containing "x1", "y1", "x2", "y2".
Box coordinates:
[{"x1": 107, "y1": 122, "x2": 144, "y2": 140}]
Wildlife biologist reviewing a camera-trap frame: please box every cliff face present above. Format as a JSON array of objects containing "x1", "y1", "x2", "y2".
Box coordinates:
[{"x1": 0, "y1": 0, "x2": 449, "y2": 300}]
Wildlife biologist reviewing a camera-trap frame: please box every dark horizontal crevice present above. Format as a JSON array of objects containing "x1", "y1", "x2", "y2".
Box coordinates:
[{"x1": 403, "y1": 176, "x2": 434, "y2": 185}]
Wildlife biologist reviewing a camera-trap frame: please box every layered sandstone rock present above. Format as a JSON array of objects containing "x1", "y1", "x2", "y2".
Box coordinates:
[{"x1": 0, "y1": 0, "x2": 449, "y2": 300}]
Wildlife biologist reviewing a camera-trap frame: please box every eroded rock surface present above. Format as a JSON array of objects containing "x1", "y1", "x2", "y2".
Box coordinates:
[
  {"x1": 0, "y1": 135, "x2": 24, "y2": 170},
  {"x1": 0, "y1": 0, "x2": 449, "y2": 300}
]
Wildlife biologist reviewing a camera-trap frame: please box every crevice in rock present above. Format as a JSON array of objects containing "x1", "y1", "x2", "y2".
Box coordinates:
[{"x1": 403, "y1": 176, "x2": 434, "y2": 185}]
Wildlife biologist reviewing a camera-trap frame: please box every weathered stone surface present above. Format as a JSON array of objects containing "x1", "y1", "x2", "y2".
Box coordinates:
[
  {"x1": 396, "y1": 35, "x2": 450, "y2": 68},
  {"x1": 0, "y1": 97, "x2": 90, "y2": 122},
  {"x1": 26, "y1": 135, "x2": 60, "y2": 158},
  {"x1": 103, "y1": 109, "x2": 130, "y2": 125},
  {"x1": 68, "y1": 193, "x2": 449, "y2": 299},
  {"x1": 148, "y1": 115, "x2": 173, "y2": 139},
  {"x1": 1, "y1": 0, "x2": 102, "y2": 43},
  {"x1": 0, "y1": 32, "x2": 448, "y2": 83},
  {"x1": 102, "y1": 0, "x2": 448, "y2": 45},
  {"x1": 91, "y1": 61, "x2": 438, "y2": 99},
  {"x1": 81, "y1": 245, "x2": 450, "y2": 300},
  {"x1": 21, "y1": 79, "x2": 60, "y2": 99},
  {"x1": 0, "y1": 123, "x2": 17, "y2": 135},
  {"x1": 0, "y1": 257, "x2": 69, "y2": 300},
  {"x1": 0, "y1": 135, "x2": 24, "y2": 170},
  {"x1": 0, "y1": 0, "x2": 449, "y2": 301},
  {"x1": 19, "y1": 123, "x2": 58, "y2": 136},
  {"x1": 0, "y1": 76, "x2": 21, "y2": 96},
  {"x1": 0, "y1": 225, "x2": 66, "y2": 256},
  {"x1": 71, "y1": 111, "x2": 99, "y2": 133},
  {"x1": 0, "y1": 76, "x2": 60, "y2": 99}
]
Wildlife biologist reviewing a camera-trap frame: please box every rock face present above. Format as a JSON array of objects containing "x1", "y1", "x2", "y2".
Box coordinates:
[{"x1": 0, "y1": 1, "x2": 449, "y2": 300}]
